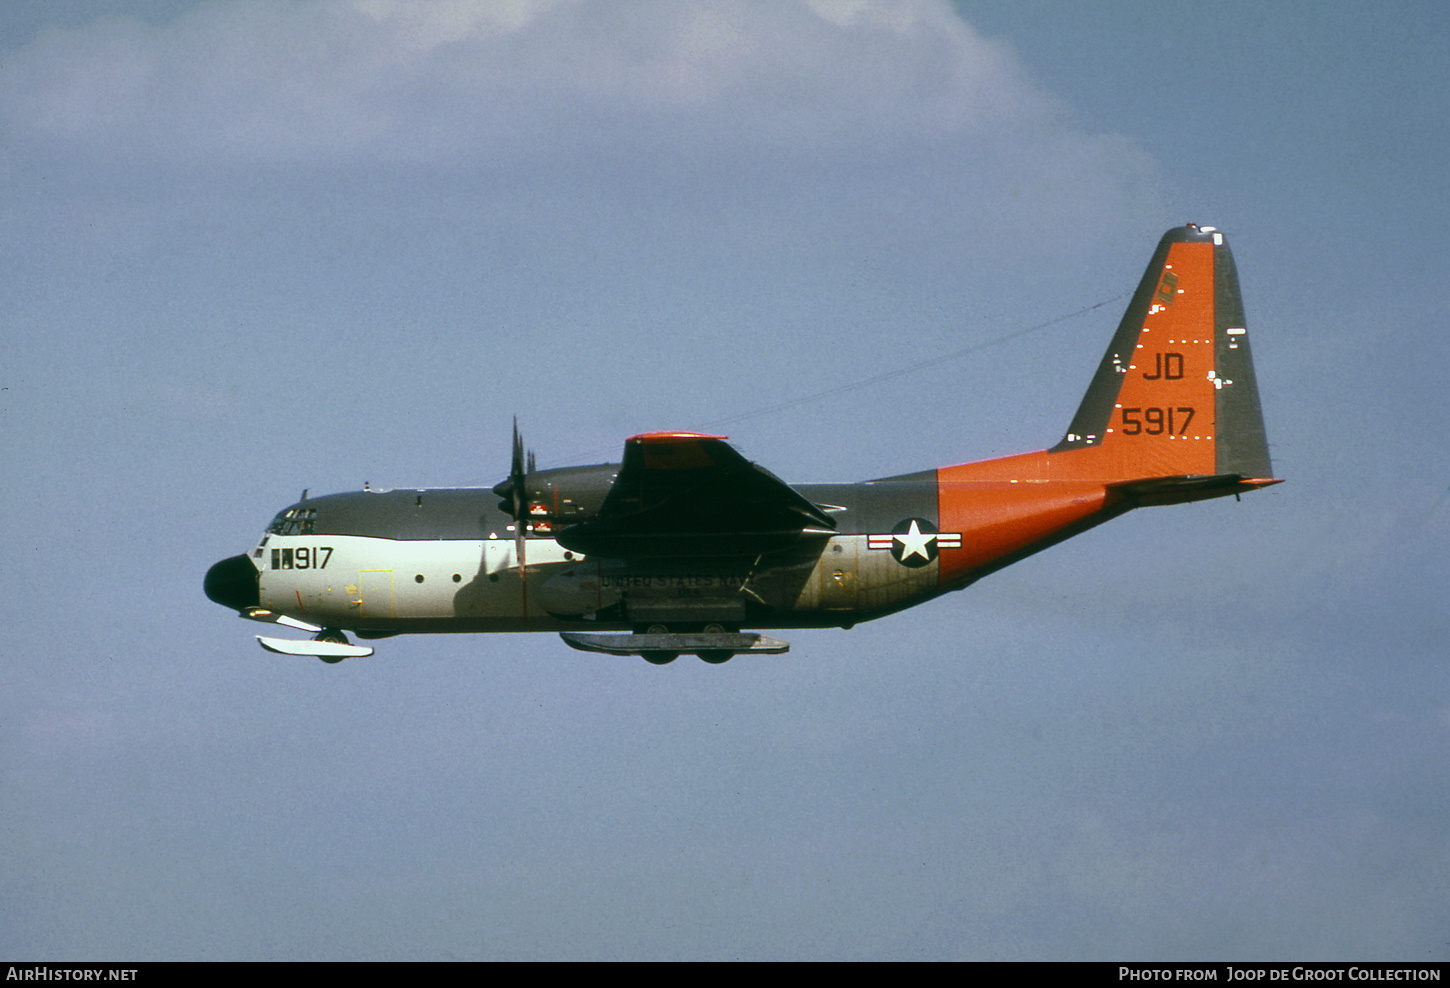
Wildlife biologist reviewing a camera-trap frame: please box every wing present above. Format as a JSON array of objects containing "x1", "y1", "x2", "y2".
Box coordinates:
[{"x1": 556, "y1": 432, "x2": 836, "y2": 557}]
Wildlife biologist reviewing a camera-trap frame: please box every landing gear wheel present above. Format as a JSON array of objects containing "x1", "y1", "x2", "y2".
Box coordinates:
[
  {"x1": 315, "y1": 629, "x2": 350, "y2": 664},
  {"x1": 696, "y1": 624, "x2": 733, "y2": 662},
  {"x1": 640, "y1": 624, "x2": 677, "y2": 664}
]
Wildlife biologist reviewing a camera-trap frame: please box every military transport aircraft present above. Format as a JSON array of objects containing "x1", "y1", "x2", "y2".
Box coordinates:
[{"x1": 205, "y1": 225, "x2": 1278, "y2": 664}]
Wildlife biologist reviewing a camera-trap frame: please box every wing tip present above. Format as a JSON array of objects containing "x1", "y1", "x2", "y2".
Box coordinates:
[{"x1": 627, "y1": 431, "x2": 728, "y2": 443}]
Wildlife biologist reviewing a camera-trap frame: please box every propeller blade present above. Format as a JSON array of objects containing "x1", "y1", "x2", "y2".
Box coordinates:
[{"x1": 510, "y1": 417, "x2": 527, "y2": 572}]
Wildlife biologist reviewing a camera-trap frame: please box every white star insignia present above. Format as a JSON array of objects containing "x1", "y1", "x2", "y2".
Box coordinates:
[{"x1": 894, "y1": 520, "x2": 935, "y2": 561}]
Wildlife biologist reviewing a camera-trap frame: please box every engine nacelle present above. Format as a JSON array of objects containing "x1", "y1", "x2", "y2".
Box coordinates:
[{"x1": 492, "y1": 463, "x2": 618, "y2": 528}]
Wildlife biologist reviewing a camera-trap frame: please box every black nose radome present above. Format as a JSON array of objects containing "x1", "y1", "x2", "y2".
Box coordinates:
[{"x1": 205, "y1": 554, "x2": 259, "y2": 612}]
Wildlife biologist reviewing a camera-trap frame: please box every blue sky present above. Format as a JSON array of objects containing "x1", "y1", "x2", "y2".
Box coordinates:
[{"x1": 2, "y1": 0, "x2": 1447, "y2": 961}]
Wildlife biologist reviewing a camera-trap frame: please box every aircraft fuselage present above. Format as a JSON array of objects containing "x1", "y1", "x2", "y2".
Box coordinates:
[
  {"x1": 204, "y1": 225, "x2": 1280, "y2": 661},
  {"x1": 226, "y1": 476, "x2": 990, "y2": 635}
]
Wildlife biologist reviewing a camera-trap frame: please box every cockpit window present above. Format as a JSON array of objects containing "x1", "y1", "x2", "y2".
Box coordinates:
[{"x1": 266, "y1": 506, "x2": 317, "y2": 535}]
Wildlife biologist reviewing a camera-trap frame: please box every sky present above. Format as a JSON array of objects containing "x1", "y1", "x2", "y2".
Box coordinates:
[{"x1": 2, "y1": 0, "x2": 1447, "y2": 962}]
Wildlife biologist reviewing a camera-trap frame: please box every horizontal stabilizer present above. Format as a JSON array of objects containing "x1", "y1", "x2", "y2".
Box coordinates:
[{"x1": 1108, "y1": 473, "x2": 1284, "y2": 507}]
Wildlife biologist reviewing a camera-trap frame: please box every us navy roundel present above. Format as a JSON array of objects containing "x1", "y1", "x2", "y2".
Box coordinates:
[{"x1": 867, "y1": 518, "x2": 962, "y2": 568}]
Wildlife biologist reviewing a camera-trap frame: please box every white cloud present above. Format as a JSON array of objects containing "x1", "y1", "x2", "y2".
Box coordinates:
[
  {"x1": 0, "y1": 0, "x2": 1066, "y2": 162},
  {"x1": 0, "y1": 0, "x2": 1167, "y2": 298}
]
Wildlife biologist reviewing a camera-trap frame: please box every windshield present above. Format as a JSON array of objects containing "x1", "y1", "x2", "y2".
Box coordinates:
[{"x1": 265, "y1": 505, "x2": 316, "y2": 536}]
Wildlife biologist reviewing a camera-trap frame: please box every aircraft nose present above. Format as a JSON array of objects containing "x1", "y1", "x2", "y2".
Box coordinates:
[{"x1": 205, "y1": 554, "x2": 260, "y2": 612}]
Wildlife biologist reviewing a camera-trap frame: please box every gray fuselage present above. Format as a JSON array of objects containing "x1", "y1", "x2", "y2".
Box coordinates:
[{"x1": 244, "y1": 478, "x2": 953, "y2": 636}]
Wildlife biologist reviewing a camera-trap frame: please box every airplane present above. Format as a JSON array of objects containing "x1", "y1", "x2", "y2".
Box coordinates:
[{"x1": 204, "y1": 224, "x2": 1279, "y2": 664}]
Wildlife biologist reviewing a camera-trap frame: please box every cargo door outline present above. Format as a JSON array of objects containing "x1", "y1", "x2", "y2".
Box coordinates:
[{"x1": 359, "y1": 569, "x2": 396, "y2": 619}]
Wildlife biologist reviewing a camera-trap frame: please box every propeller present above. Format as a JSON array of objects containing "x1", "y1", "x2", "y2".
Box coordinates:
[
  {"x1": 509, "y1": 417, "x2": 527, "y2": 572},
  {"x1": 489, "y1": 417, "x2": 541, "y2": 584}
]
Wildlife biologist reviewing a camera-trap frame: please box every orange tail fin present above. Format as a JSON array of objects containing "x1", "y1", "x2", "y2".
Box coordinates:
[
  {"x1": 931, "y1": 226, "x2": 1278, "y2": 587},
  {"x1": 1051, "y1": 223, "x2": 1272, "y2": 481},
  {"x1": 944, "y1": 224, "x2": 1275, "y2": 488}
]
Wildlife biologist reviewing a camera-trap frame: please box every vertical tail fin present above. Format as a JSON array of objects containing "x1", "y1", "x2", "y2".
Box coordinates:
[
  {"x1": 931, "y1": 226, "x2": 1277, "y2": 586},
  {"x1": 1050, "y1": 224, "x2": 1274, "y2": 482}
]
